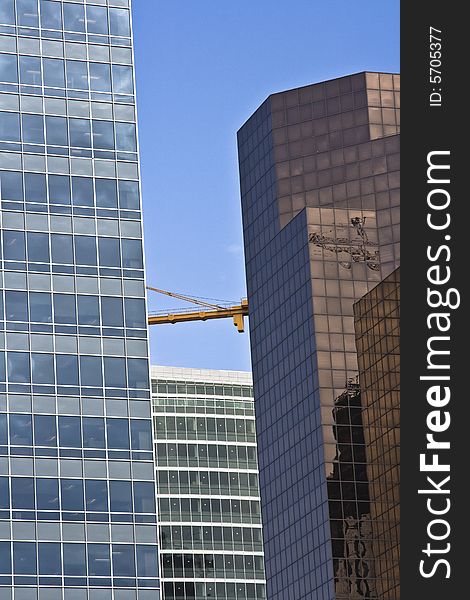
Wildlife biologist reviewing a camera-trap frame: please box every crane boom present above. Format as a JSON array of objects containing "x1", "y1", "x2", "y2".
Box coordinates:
[{"x1": 146, "y1": 286, "x2": 249, "y2": 333}]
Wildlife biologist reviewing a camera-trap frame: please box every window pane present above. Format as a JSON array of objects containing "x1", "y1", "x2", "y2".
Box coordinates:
[
  {"x1": 137, "y1": 545, "x2": 159, "y2": 577},
  {"x1": 122, "y1": 239, "x2": 143, "y2": 268},
  {"x1": 75, "y1": 235, "x2": 97, "y2": 265},
  {"x1": 98, "y1": 237, "x2": 120, "y2": 267},
  {"x1": 72, "y1": 176, "x2": 94, "y2": 206},
  {"x1": 83, "y1": 418, "x2": 105, "y2": 449},
  {"x1": 40, "y1": 0, "x2": 62, "y2": 30},
  {"x1": 96, "y1": 178, "x2": 117, "y2": 208},
  {"x1": 27, "y1": 232, "x2": 50, "y2": 262},
  {"x1": 90, "y1": 62, "x2": 111, "y2": 92},
  {"x1": 124, "y1": 298, "x2": 146, "y2": 328},
  {"x1": 31, "y1": 354, "x2": 55, "y2": 385},
  {"x1": 61, "y1": 479, "x2": 84, "y2": 511},
  {"x1": 77, "y1": 295, "x2": 100, "y2": 325},
  {"x1": 48, "y1": 174, "x2": 71, "y2": 204},
  {"x1": 17, "y1": 0, "x2": 39, "y2": 27},
  {"x1": 109, "y1": 8, "x2": 130, "y2": 37},
  {"x1": 22, "y1": 113, "x2": 44, "y2": 144},
  {"x1": 7, "y1": 352, "x2": 30, "y2": 383},
  {"x1": 118, "y1": 180, "x2": 139, "y2": 209},
  {"x1": 63, "y1": 543, "x2": 86, "y2": 576},
  {"x1": 66, "y1": 60, "x2": 88, "y2": 89},
  {"x1": 93, "y1": 119, "x2": 114, "y2": 149},
  {"x1": 116, "y1": 122, "x2": 136, "y2": 152},
  {"x1": 38, "y1": 542, "x2": 62, "y2": 575},
  {"x1": 30, "y1": 292, "x2": 52, "y2": 323},
  {"x1": 109, "y1": 481, "x2": 132, "y2": 512},
  {"x1": 101, "y1": 297, "x2": 123, "y2": 327},
  {"x1": 19, "y1": 56, "x2": 42, "y2": 85},
  {"x1": 131, "y1": 420, "x2": 153, "y2": 451},
  {"x1": 11, "y1": 478, "x2": 34, "y2": 508},
  {"x1": 104, "y1": 357, "x2": 126, "y2": 388},
  {"x1": 106, "y1": 418, "x2": 129, "y2": 449},
  {"x1": 0, "y1": 111, "x2": 20, "y2": 142},
  {"x1": 51, "y1": 234, "x2": 74, "y2": 264},
  {"x1": 56, "y1": 354, "x2": 79, "y2": 386},
  {"x1": 0, "y1": 541, "x2": 11, "y2": 574},
  {"x1": 80, "y1": 355, "x2": 103, "y2": 387},
  {"x1": 85, "y1": 479, "x2": 108, "y2": 511},
  {"x1": 112, "y1": 65, "x2": 134, "y2": 94},
  {"x1": 43, "y1": 58, "x2": 65, "y2": 88},
  {"x1": 0, "y1": 53, "x2": 17, "y2": 83},
  {"x1": 58, "y1": 416, "x2": 82, "y2": 448},
  {"x1": 5, "y1": 290, "x2": 28, "y2": 321},
  {"x1": 9, "y1": 414, "x2": 32, "y2": 445},
  {"x1": 63, "y1": 3, "x2": 85, "y2": 32},
  {"x1": 0, "y1": 170, "x2": 23, "y2": 201},
  {"x1": 86, "y1": 6, "x2": 108, "y2": 35},
  {"x1": 133, "y1": 482, "x2": 156, "y2": 514},
  {"x1": 88, "y1": 544, "x2": 111, "y2": 577},
  {"x1": 0, "y1": 1, "x2": 15, "y2": 25},
  {"x1": 25, "y1": 172, "x2": 47, "y2": 202},
  {"x1": 46, "y1": 116, "x2": 68, "y2": 146},
  {"x1": 69, "y1": 118, "x2": 91, "y2": 147},
  {"x1": 127, "y1": 358, "x2": 149, "y2": 389},
  {"x1": 112, "y1": 545, "x2": 135, "y2": 577},
  {"x1": 53, "y1": 294, "x2": 76, "y2": 324},
  {"x1": 36, "y1": 478, "x2": 59, "y2": 510},
  {"x1": 13, "y1": 542, "x2": 37, "y2": 575}
]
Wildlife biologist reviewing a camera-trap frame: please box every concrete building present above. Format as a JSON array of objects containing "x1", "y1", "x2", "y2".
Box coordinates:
[{"x1": 151, "y1": 366, "x2": 266, "y2": 600}]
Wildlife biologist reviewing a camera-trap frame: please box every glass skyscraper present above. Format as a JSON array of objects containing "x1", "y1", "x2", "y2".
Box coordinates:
[
  {"x1": 151, "y1": 366, "x2": 266, "y2": 600},
  {"x1": 238, "y1": 72, "x2": 400, "y2": 599},
  {"x1": 0, "y1": 2, "x2": 160, "y2": 599}
]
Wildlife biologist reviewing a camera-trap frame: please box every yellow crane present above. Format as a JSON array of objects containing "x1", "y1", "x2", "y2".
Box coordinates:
[{"x1": 146, "y1": 286, "x2": 249, "y2": 333}]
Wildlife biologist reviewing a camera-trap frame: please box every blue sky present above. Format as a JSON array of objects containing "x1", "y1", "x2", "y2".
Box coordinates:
[{"x1": 132, "y1": 0, "x2": 400, "y2": 372}]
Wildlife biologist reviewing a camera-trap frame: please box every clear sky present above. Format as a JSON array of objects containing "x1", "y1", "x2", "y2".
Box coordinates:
[{"x1": 132, "y1": 0, "x2": 400, "y2": 372}]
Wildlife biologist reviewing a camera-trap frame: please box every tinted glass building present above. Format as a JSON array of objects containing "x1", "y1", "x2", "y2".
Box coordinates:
[
  {"x1": 354, "y1": 267, "x2": 400, "y2": 599},
  {"x1": 151, "y1": 366, "x2": 266, "y2": 600},
  {"x1": 237, "y1": 72, "x2": 400, "y2": 599},
  {"x1": 0, "y1": 2, "x2": 160, "y2": 599}
]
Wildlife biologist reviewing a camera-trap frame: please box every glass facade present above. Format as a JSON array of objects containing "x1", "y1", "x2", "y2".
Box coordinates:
[
  {"x1": 151, "y1": 366, "x2": 266, "y2": 600},
  {"x1": 354, "y1": 267, "x2": 400, "y2": 599},
  {"x1": 237, "y1": 72, "x2": 400, "y2": 599},
  {"x1": 0, "y1": 1, "x2": 160, "y2": 599}
]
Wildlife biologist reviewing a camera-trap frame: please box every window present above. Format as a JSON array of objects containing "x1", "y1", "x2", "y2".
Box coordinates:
[
  {"x1": 104, "y1": 357, "x2": 126, "y2": 388},
  {"x1": 51, "y1": 234, "x2": 74, "y2": 264},
  {"x1": 127, "y1": 358, "x2": 149, "y2": 389},
  {"x1": 22, "y1": 114, "x2": 44, "y2": 144},
  {"x1": 133, "y1": 482, "x2": 156, "y2": 514},
  {"x1": 13, "y1": 542, "x2": 37, "y2": 575},
  {"x1": 58, "y1": 416, "x2": 82, "y2": 448},
  {"x1": 93, "y1": 119, "x2": 114, "y2": 149},
  {"x1": 66, "y1": 60, "x2": 88, "y2": 90},
  {"x1": 137, "y1": 546, "x2": 159, "y2": 577},
  {"x1": 116, "y1": 122, "x2": 137, "y2": 152},
  {"x1": 124, "y1": 298, "x2": 146, "y2": 328},
  {"x1": 86, "y1": 6, "x2": 108, "y2": 35},
  {"x1": 131, "y1": 420, "x2": 153, "y2": 451},
  {"x1": 0, "y1": 1, "x2": 14, "y2": 25},
  {"x1": 0, "y1": 53, "x2": 17, "y2": 83},
  {"x1": 90, "y1": 63, "x2": 111, "y2": 92},
  {"x1": 5, "y1": 291, "x2": 28, "y2": 321},
  {"x1": 61, "y1": 479, "x2": 84, "y2": 511},
  {"x1": 30, "y1": 292, "x2": 52, "y2": 323},
  {"x1": 83, "y1": 418, "x2": 105, "y2": 449},
  {"x1": 0, "y1": 415, "x2": 6, "y2": 445},
  {"x1": 19, "y1": 56, "x2": 42, "y2": 86},
  {"x1": 112, "y1": 545, "x2": 135, "y2": 577},
  {"x1": 25, "y1": 173, "x2": 47, "y2": 202},
  {"x1": 36, "y1": 478, "x2": 59, "y2": 510},
  {"x1": 101, "y1": 297, "x2": 123, "y2": 327},
  {"x1": 0, "y1": 170, "x2": 23, "y2": 201},
  {"x1": 43, "y1": 58, "x2": 65, "y2": 88},
  {"x1": 38, "y1": 543, "x2": 62, "y2": 575},
  {"x1": 48, "y1": 174, "x2": 71, "y2": 204},
  {"x1": 112, "y1": 65, "x2": 134, "y2": 95},
  {"x1": 56, "y1": 354, "x2": 79, "y2": 386},
  {"x1": 17, "y1": 0, "x2": 39, "y2": 27},
  {"x1": 98, "y1": 237, "x2": 121, "y2": 267},
  {"x1": 54, "y1": 294, "x2": 76, "y2": 324},
  {"x1": 107, "y1": 418, "x2": 130, "y2": 450},
  {"x1": 96, "y1": 178, "x2": 117, "y2": 208},
  {"x1": 110, "y1": 481, "x2": 132, "y2": 512},
  {"x1": 118, "y1": 180, "x2": 139, "y2": 209},
  {"x1": 85, "y1": 479, "x2": 108, "y2": 511},
  {"x1": 0, "y1": 542, "x2": 11, "y2": 574},
  {"x1": 88, "y1": 544, "x2": 111, "y2": 577},
  {"x1": 74, "y1": 235, "x2": 97, "y2": 265},
  {"x1": 109, "y1": 8, "x2": 131, "y2": 37},
  {"x1": 122, "y1": 239, "x2": 143, "y2": 269},
  {"x1": 46, "y1": 117, "x2": 69, "y2": 147},
  {"x1": 7, "y1": 352, "x2": 30, "y2": 383},
  {"x1": 63, "y1": 3, "x2": 85, "y2": 33},
  {"x1": 27, "y1": 232, "x2": 50, "y2": 263},
  {"x1": 40, "y1": 0, "x2": 62, "y2": 30},
  {"x1": 0, "y1": 111, "x2": 20, "y2": 142},
  {"x1": 11, "y1": 478, "x2": 35, "y2": 509},
  {"x1": 80, "y1": 355, "x2": 103, "y2": 387},
  {"x1": 63, "y1": 543, "x2": 86, "y2": 576},
  {"x1": 69, "y1": 118, "x2": 91, "y2": 148},
  {"x1": 9, "y1": 414, "x2": 32, "y2": 445},
  {"x1": 72, "y1": 176, "x2": 94, "y2": 206},
  {"x1": 77, "y1": 295, "x2": 100, "y2": 325},
  {"x1": 31, "y1": 354, "x2": 55, "y2": 385}
]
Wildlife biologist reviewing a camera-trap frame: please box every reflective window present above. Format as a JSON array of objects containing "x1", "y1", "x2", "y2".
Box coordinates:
[
  {"x1": 40, "y1": 0, "x2": 62, "y2": 30},
  {"x1": 63, "y1": 3, "x2": 85, "y2": 33},
  {"x1": 36, "y1": 478, "x2": 59, "y2": 510},
  {"x1": 13, "y1": 542, "x2": 37, "y2": 575},
  {"x1": 63, "y1": 543, "x2": 86, "y2": 576},
  {"x1": 85, "y1": 479, "x2": 108, "y2": 511},
  {"x1": 0, "y1": 1, "x2": 14, "y2": 25},
  {"x1": 96, "y1": 178, "x2": 117, "y2": 208},
  {"x1": 27, "y1": 232, "x2": 50, "y2": 262},
  {"x1": 46, "y1": 117, "x2": 69, "y2": 147},
  {"x1": 0, "y1": 53, "x2": 17, "y2": 83},
  {"x1": 19, "y1": 56, "x2": 42, "y2": 86},
  {"x1": 86, "y1": 5, "x2": 108, "y2": 35},
  {"x1": 83, "y1": 417, "x2": 105, "y2": 449},
  {"x1": 112, "y1": 65, "x2": 134, "y2": 95},
  {"x1": 0, "y1": 111, "x2": 20, "y2": 142},
  {"x1": 90, "y1": 63, "x2": 111, "y2": 92},
  {"x1": 43, "y1": 58, "x2": 65, "y2": 88},
  {"x1": 88, "y1": 544, "x2": 111, "y2": 577},
  {"x1": 25, "y1": 173, "x2": 47, "y2": 202},
  {"x1": 38, "y1": 542, "x2": 62, "y2": 575},
  {"x1": 61, "y1": 479, "x2": 84, "y2": 511},
  {"x1": 110, "y1": 481, "x2": 132, "y2": 512},
  {"x1": 31, "y1": 354, "x2": 55, "y2": 384},
  {"x1": 56, "y1": 354, "x2": 79, "y2": 386},
  {"x1": 58, "y1": 416, "x2": 82, "y2": 448},
  {"x1": 80, "y1": 355, "x2": 103, "y2": 387},
  {"x1": 112, "y1": 544, "x2": 135, "y2": 577},
  {"x1": 109, "y1": 8, "x2": 131, "y2": 37}
]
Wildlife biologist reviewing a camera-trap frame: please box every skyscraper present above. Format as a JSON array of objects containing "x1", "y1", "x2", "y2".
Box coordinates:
[
  {"x1": 237, "y1": 72, "x2": 400, "y2": 599},
  {"x1": 354, "y1": 267, "x2": 400, "y2": 599},
  {"x1": 151, "y1": 366, "x2": 266, "y2": 600},
  {"x1": 0, "y1": 2, "x2": 159, "y2": 599}
]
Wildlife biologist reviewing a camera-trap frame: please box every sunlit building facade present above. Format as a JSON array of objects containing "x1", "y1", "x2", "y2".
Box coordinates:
[
  {"x1": 238, "y1": 72, "x2": 400, "y2": 599},
  {"x1": 0, "y1": 2, "x2": 160, "y2": 599},
  {"x1": 151, "y1": 366, "x2": 266, "y2": 600}
]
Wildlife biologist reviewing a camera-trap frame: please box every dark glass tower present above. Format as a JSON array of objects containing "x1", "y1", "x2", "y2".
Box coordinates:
[
  {"x1": 0, "y1": 2, "x2": 159, "y2": 599},
  {"x1": 237, "y1": 72, "x2": 400, "y2": 599}
]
